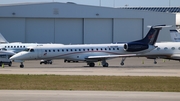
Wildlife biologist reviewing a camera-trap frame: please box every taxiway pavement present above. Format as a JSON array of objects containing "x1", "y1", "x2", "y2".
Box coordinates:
[
  {"x1": 0, "y1": 90, "x2": 180, "y2": 101},
  {"x1": 1, "y1": 58, "x2": 180, "y2": 101},
  {"x1": 0, "y1": 57, "x2": 180, "y2": 76}
]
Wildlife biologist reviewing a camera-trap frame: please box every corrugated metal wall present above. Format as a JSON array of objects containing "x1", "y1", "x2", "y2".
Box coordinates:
[{"x1": 0, "y1": 18, "x2": 143, "y2": 44}]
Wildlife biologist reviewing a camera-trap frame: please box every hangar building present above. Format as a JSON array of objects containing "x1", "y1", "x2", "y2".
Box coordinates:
[{"x1": 0, "y1": 2, "x2": 175, "y2": 44}]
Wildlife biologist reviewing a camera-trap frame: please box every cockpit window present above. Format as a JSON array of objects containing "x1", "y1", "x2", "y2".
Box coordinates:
[
  {"x1": 0, "y1": 48, "x2": 7, "y2": 51},
  {"x1": 30, "y1": 49, "x2": 34, "y2": 52},
  {"x1": 23, "y1": 48, "x2": 35, "y2": 52},
  {"x1": 23, "y1": 48, "x2": 30, "y2": 52}
]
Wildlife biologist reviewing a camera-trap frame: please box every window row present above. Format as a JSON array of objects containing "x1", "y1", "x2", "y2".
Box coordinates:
[
  {"x1": 156, "y1": 47, "x2": 178, "y2": 50},
  {"x1": 4, "y1": 46, "x2": 26, "y2": 48},
  {"x1": 44, "y1": 47, "x2": 120, "y2": 52}
]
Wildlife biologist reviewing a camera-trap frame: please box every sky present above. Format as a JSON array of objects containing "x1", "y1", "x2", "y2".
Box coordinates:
[{"x1": 0, "y1": 0, "x2": 180, "y2": 7}]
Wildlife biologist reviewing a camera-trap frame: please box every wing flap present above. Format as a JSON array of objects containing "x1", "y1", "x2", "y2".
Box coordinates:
[{"x1": 87, "y1": 54, "x2": 137, "y2": 59}]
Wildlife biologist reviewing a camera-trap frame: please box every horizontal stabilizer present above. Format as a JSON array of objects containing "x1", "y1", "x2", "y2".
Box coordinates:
[
  {"x1": 170, "y1": 29, "x2": 178, "y2": 32},
  {"x1": 147, "y1": 25, "x2": 172, "y2": 28}
]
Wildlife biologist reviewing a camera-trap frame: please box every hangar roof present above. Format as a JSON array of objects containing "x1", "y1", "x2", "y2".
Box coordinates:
[
  {"x1": 0, "y1": 2, "x2": 174, "y2": 18},
  {"x1": 120, "y1": 7, "x2": 180, "y2": 13}
]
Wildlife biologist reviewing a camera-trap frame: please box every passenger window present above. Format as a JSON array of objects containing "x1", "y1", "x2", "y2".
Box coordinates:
[
  {"x1": 20, "y1": 46, "x2": 22, "y2": 48},
  {"x1": 71, "y1": 49, "x2": 73, "y2": 51},
  {"x1": 91, "y1": 49, "x2": 93, "y2": 51},
  {"x1": 83, "y1": 49, "x2": 85, "y2": 51},
  {"x1": 157, "y1": 47, "x2": 160, "y2": 50},
  {"x1": 79, "y1": 49, "x2": 81, "y2": 51},
  {"x1": 87, "y1": 49, "x2": 89, "y2": 51},
  {"x1": 5, "y1": 46, "x2": 6, "y2": 48},
  {"x1": 171, "y1": 47, "x2": 175, "y2": 50},
  {"x1": 101, "y1": 48, "x2": 103, "y2": 50},
  {"x1": 75, "y1": 49, "x2": 77, "y2": 51},
  {"x1": 117, "y1": 48, "x2": 119, "y2": 50},
  {"x1": 57, "y1": 49, "x2": 59, "y2": 52},
  {"x1": 49, "y1": 50, "x2": 51, "y2": 52},
  {"x1": 66, "y1": 49, "x2": 68, "y2": 52},
  {"x1": 14, "y1": 46, "x2": 16, "y2": 48},
  {"x1": 109, "y1": 48, "x2": 111, "y2": 50},
  {"x1": 8, "y1": 46, "x2": 10, "y2": 48},
  {"x1": 11, "y1": 46, "x2": 13, "y2": 48},
  {"x1": 62, "y1": 49, "x2": 64, "y2": 52},
  {"x1": 23, "y1": 46, "x2": 25, "y2": 48},
  {"x1": 53, "y1": 50, "x2": 55, "y2": 52},
  {"x1": 105, "y1": 48, "x2": 107, "y2": 50},
  {"x1": 164, "y1": 47, "x2": 168, "y2": 50},
  {"x1": 45, "y1": 50, "x2": 47, "y2": 52}
]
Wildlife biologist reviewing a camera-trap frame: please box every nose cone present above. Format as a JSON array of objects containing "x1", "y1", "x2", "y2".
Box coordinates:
[{"x1": 10, "y1": 53, "x2": 22, "y2": 60}]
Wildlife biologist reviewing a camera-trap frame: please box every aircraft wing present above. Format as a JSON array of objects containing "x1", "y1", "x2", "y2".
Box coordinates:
[
  {"x1": 86, "y1": 54, "x2": 137, "y2": 59},
  {"x1": 170, "y1": 54, "x2": 180, "y2": 59}
]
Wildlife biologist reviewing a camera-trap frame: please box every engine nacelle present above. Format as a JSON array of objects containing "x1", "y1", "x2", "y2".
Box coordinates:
[{"x1": 124, "y1": 42, "x2": 156, "y2": 52}]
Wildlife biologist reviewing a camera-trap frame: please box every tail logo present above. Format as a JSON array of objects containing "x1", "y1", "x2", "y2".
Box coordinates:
[
  {"x1": 148, "y1": 34, "x2": 154, "y2": 39},
  {"x1": 44, "y1": 53, "x2": 47, "y2": 56}
]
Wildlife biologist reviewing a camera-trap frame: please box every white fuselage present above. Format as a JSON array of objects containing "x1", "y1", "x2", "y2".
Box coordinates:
[
  {"x1": 141, "y1": 42, "x2": 180, "y2": 59},
  {"x1": 10, "y1": 43, "x2": 155, "y2": 61},
  {"x1": 10, "y1": 42, "x2": 180, "y2": 62}
]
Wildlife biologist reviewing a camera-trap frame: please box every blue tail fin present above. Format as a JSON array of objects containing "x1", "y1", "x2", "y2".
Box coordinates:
[{"x1": 135, "y1": 25, "x2": 168, "y2": 45}]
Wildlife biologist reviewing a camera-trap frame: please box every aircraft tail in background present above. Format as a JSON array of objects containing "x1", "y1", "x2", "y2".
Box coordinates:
[{"x1": 0, "y1": 33, "x2": 8, "y2": 43}]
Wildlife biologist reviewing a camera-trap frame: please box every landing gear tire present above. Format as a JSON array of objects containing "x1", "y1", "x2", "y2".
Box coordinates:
[
  {"x1": 120, "y1": 57, "x2": 126, "y2": 66},
  {"x1": 44, "y1": 61, "x2": 47, "y2": 64},
  {"x1": 89, "y1": 63, "x2": 95, "y2": 67},
  {"x1": 20, "y1": 62, "x2": 24, "y2": 68},
  {"x1": 120, "y1": 62, "x2": 124, "y2": 66},
  {"x1": 154, "y1": 61, "x2": 157, "y2": 64},
  {"x1": 154, "y1": 59, "x2": 157, "y2": 64},
  {"x1": 103, "y1": 63, "x2": 109, "y2": 67},
  {"x1": 8, "y1": 62, "x2": 12, "y2": 67}
]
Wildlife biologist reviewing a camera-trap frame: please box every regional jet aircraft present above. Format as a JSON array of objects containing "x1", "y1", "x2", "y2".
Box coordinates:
[{"x1": 10, "y1": 25, "x2": 168, "y2": 68}]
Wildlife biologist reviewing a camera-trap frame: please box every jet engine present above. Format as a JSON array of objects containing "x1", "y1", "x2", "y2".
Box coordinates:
[{"x1": 124, "y1": 42, "x2": 156, "y2": 52}]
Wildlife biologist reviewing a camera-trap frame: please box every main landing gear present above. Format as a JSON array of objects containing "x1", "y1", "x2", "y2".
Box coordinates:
[
  {"x1": 87, "y1": 60, "x2": 109, "y2": 67},
  {"x1": 120, "y1": 57, "x2": 126, "y2": 66},
  {"x1": 88, "y1": 62, "x2": 95, "y2": 67},
  {"x1": 154, "y1": 58, "x2": 157, "y2": 64},
  {"x1": 101, "y1": 60, "x2": 109, "y2": 67},
  {"x1": 20, "y1": 62, "x2": 24, "y2": 68},
  {"x1": 40, "y1": 60, "x2": 52, "y2": 64}
]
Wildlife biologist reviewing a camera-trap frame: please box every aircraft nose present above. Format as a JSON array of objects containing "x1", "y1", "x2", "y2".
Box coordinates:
[
  {"x1": 10, "y1": 55, "x2": 18, "y2": 60},
  {"x1": 10, "y1": 53, "x2": 22, "y2": 60}
]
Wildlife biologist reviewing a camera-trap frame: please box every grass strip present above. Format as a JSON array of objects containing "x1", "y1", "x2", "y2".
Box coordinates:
[{"x1": 0, "y1": 74, "x2": 180, "y2": 92}]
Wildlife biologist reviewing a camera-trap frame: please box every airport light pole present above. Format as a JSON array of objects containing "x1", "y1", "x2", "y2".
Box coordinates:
[
  {"x1": 169, "y1": 0, "x2": 171, "y2": 7},
  {"x1": 99, "y1": 0, "x2": 101, "y2": 6}
]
